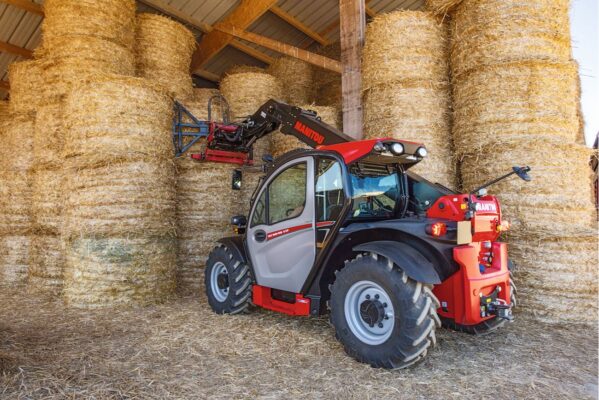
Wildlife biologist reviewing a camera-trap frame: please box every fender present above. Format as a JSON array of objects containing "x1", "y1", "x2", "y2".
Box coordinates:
[
  {"x1": 217, "y1": 236, "x2": 248, "y2": 264},
  {"x1": 353, "y1": 241, "x2": 442, "y2": 285}
]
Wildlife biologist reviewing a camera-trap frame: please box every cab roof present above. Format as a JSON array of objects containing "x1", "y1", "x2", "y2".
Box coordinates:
[{"x1": 317, "y1": 138, "x2": 426, "y2": 165}]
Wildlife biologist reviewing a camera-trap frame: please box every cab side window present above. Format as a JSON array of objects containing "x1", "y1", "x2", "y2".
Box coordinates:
[
  {"x1": 268, "y1": 162, "x2": 307, "y2": 225},
  {"x1": 316, "y1": 159, "x2": 345, "y2": 222},
  {"x1": 251, "y1": 190, "x2": 267, "y2": 226}
]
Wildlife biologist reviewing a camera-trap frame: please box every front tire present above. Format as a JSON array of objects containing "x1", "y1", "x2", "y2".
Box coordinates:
[
  {"x1": 204, "y1": 244, "x2": 252, "y2": 314},
  {"x1": 330, "y1": 253, "x2": 440, "y2": 369}
]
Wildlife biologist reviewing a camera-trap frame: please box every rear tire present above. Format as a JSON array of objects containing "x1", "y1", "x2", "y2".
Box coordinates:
[
  {"x1": 330, "y1": 253, "x2": 440, "y2": 369},
  {"x1": 204, "y1": 244, "x2": 252, "y2": 314}
]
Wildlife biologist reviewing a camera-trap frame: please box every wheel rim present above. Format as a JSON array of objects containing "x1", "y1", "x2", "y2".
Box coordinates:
[
  {"x1": 344, "y1": 280, "x2": 395, "y2": 346},
  {"x1": 210, "y1": 262, "x2": 229, "y2": 302}
]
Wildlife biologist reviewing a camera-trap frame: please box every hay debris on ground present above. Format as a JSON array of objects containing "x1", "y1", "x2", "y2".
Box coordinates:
[
  {"x1": 42, "y1": 0, "x2": 136, "y2": 50},
  {"x1": 7, "y1": 60, "x2": 44, "y2": 114},
  {"x1": 35, "y1": 35, "x2": 135, "y2": 76},
  {"x1": 272, "y1": 104, "x2": 339, "y2": 158},
  {"x1": 452, "y1": 61, "x2": 580, "y2": 151},
  {"x1": 450, "y1": 0, "x2": 571, "y2": 78},
  {"x1": 135, "y1": 13, "x2": 196, "y2": 100},
  {"x1": 0, "y1": 288, "x2": 596, "y2": 399},
  {"x1": 362, "y1": 11, "x2": 455, "y2": 187},
  {"x1": 267, "y1": 57, "x2": 314, "y2": 105},
  {"x1": 62, "y1": 76, "x2": 176, "y2": 308}
]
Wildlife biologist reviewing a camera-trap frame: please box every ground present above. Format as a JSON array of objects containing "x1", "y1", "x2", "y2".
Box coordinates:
[{"x1": 0, "y1": 288, "x2": 597, "y2": 400}]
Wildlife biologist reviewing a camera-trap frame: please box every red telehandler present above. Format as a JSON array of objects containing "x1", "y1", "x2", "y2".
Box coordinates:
[{"x1": 174, "y1": 99, "x2": 530, "y2": 369}]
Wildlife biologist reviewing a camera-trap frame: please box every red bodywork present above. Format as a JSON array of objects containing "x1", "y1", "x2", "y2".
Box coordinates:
[
  {"x1": 318, "y1": 137, "x2": 423, "y2": 164},
  {"x1": 428, "y1": 194, "x2": 512, "y2": 326},
  {"x1": 191, "y1": 123, "x2": 254, "y2": 166},
  {"x1": 252, "y1": 285, "x2": 311, "y2": 316}
]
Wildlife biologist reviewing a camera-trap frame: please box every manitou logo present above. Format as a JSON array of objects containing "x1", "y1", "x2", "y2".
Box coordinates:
[
  {"x1": 293, "y1": 121, "x2": 325, "y2": 145},
  {"x1": 475, "y1": 203, "x2": 497, "y2": 212}
]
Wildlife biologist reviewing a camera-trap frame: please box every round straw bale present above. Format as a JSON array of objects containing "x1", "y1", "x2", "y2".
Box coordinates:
[
  {"x1": 364, "y1": 83, "x2": 455, "y2": 187},
  {"x1": 509, "y1": 231, "x2": 598, "y2": 325},
  {"x1": 63, "y1": 75, "x2": 173, "y2": 168},
  {"x1": 220, "y1": 71, "x2": 282, "y2": 161},
  {"x1": 362, "y1": 10, "x2": 448, "y2": 91},
  {"x1": 226, "y1": 65, "x2": 267, "y2": 75},
  {"x1": 8, "y1": 60, "x2": 44, "y2": 114},
  {"x1": 0, "y1": 171, "x2": 32, "y2": 235},
  {"x1": 272, "y1": 104, "x2": 339, "y2": 158},
  {"x1": 30, "y1": 167, "x2": 65, "y2": 235},
  {"x1": 452, "y1": 61, "x2": 579, "y2": 151},
  {"x1": 267, "y1": 57, "x2": 314, "y2": 105},
  {"x1": 34, "y1": 102, "x2": 64, "y2": 169},
  {"x1": 235, "y1": 170, "x2": 264, "y2": 216},
  {"x1": 0, "y1": 235, "x2": 30, "y2": 285},
  {"x1": 425, "y1": 0, "x2": 463, "y2": 16},
  {"x1": 450, "y1": 0, "x2": 571, "y2": 78},
  {"x1": 42, "y1": 0, "x2": 136, "y2": 50},
  {"x1": 28, "y1": 234, "x2": 64, "y2": 295},
  {"x1": 63, "y1": 160, "x2": 176, "y2": 239},
  {"x1": 63, "y1": 235, "x2": 176, "y2": 308},
  {"x1": 35, "y1": 35, "x2": 135, "y2": 76},
  {"x1": 40, "y1": 57, "x2": 122, "y2": 101},
  {"x1": 135, "y1": 13, "x2": 196, "y2": 100},
  {"x1": 0, "y1": 100, "x2": 8, "y2": 117},
  {"x1": 0, "y1": 112, "x2": 34, "y2": 172},
  {"x1": 460, "y1": 137, "x2": 596, "y2": 232},
  {"x1": 175, "y1": 162, "x2": 237, "y2": 292},
  {"x1": 313, "y1": 43, "x2": 342, "y2": 108}
]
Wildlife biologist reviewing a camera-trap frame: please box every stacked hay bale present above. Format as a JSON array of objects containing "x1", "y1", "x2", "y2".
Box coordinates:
[
  {"x1": 271, "y1": 105, "x2": 340, "y2": 158},
  {"x1": 135, "y1": 13, "x2": 196, "y2": 100},
  {"x1": 0, "y1": 112, "x2": 34, "y2": 285},
  {"x1": 362, "y1": 11, "x2": 455, "y2": 188},
  {"x1": 267, "y1": 57, "x2": 314, "y2": 105},
  {"x1": 28, "y1": 0, "x2": 136, "y2": 295},
  {"x1": 62, "y1": 76, "x2": 176, "y2": 308},
  {"x1": 175, "y1": 88, "x2": 239, "y2": 293},
  {"x1": 314, "y1": 43, "x2": 342, "y2": 109},
  {"x1": 221, "y1": 70, "x2": 283, "y2": 214},
  {"x1": 430, "y1": 0, "x2": 597, "y2": 323}
]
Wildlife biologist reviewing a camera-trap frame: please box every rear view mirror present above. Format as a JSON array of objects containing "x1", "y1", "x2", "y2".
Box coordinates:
[
  {"x1": 232, "y1": 169, "x2": 242, "y2": 190},
  {"x1": 231, "y1": 215, "x2": 247, "y2": 227}
]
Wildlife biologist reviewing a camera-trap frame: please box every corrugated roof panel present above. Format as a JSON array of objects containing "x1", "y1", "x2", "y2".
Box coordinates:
[
  {"x1": 277, "y1": 0, "x2": 339, "y2": 41},
  {"x1": 249, "y1": 11, "x2": 311, "y2": 48},
  {"x1": 184, "y1": 0, "x2": 240, "y2": 26}
]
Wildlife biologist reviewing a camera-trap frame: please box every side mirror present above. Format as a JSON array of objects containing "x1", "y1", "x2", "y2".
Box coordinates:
[
  {"x1": 262, "y1": 154, "x2": 274, "y2": 164},
  {"x1": 231, "y1": 215, "x2": 247, "y2": 227},
  {"x1": 232, "y1": 169, "x2": 242, "y2": 190},
  {"x1": 512, "y1": 166, "x2": 532, "y2": 182}
]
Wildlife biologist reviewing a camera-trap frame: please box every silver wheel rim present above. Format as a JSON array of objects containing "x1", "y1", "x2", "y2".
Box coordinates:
[
  {"x1": 210, "y1": 262, "x2": 229, "y2": 302},
  {"x1": 344, "y1": 280, "x2": 395, "y2": 345}
]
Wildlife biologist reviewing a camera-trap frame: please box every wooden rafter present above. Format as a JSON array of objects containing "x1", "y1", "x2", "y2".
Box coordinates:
[
  {"x1": 0, "y1": 81, "x2": 9, "y2": 91},
  {"x1": 191, "y1": 0, "x2": 278, "y2": 72},
  {"x1": 217, "y1": 25, "x2": 341, "y2": 73},
  {"x1": 269, "y1": 5, "x2": 330, "y2": 46},
  {"x1": 365, "y1": 6, "x2": 377, "y2": 18},
  {"x1": 194, "y1": 69, "x2": 220, "y2": 82},
  {"x1": 0, "y1": 0, "x2": 43, "y2": 15},
  {"x1": 0, "y1": 40, "x2": 33, "y2": 58},
  {"x1": 230, "y1": 40, "x2": 274, "y2": 64}
]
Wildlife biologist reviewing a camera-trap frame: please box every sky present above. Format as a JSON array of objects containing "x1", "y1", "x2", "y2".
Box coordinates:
[{"x1": 571, "y1": 0, "x2": 599, "y2": 146}]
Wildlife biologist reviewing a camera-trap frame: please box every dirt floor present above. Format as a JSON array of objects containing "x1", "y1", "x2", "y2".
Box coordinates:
[{"x1": 0, "y1": 287, "x2": 597, "y2": 400}]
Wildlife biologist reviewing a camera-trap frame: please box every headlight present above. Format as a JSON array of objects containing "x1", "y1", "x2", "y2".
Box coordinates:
[
  {"x1": 390, "y1": 142, "x2": 404, "y2": 155},
  {"x1": 416, "y1": 147, "x2": 428, "y2": 157},
  {"x1": 373, "y1": 142, "x2": 385, "y2": 152}
]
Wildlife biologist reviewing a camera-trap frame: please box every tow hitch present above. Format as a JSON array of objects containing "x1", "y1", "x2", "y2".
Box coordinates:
[{"x1": 480, "y1": 286, "x2": 514, "y2": 322}]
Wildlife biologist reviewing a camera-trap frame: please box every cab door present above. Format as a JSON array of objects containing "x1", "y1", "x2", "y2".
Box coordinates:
[{"x1": 246, "y1": 157, "x2": 315, "y2": 293}]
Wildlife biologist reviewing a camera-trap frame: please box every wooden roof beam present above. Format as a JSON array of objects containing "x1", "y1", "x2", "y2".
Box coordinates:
[
  {"x1": 230, "y1": 40, "x2": 274, "y2": 64},
  {"x1": 269, "y1": 5, "x2": 331, "y2": 46},
  {"x1": 0, "y1": 40, "x2": 33, "y2": 58},
  {"x1": 217, "y1": 25, "x2": 341, "y2": 73},
  {"x1": 0, "y1": 0, "x2": 43, "y2": 15},
  {"x1": 191, "y1": 0, "x2": 278, "y2": 72},
  {"x1": 195, "y1": 69, "x2": 220, "y2": 82}
]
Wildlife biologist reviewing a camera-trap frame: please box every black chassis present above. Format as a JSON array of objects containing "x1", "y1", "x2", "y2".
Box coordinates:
[{"x1": 218, "y1": 150, "x2": 461, "y2": 316}]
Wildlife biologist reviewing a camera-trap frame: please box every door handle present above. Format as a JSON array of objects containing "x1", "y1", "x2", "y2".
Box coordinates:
[{"x1": 254, "y1": 230, "x2": 267, "y2": 242}]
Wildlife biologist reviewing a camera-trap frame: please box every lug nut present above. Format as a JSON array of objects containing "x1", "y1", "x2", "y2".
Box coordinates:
[
  {"x1": 383, "y1": 302, "x2": 388, "y2": 308},
  {"x1": 365, "y1": 294, "x2": 371, "y2": 300},
  {"x1": 378, "y1": 323, "x2": 383, "y2": 328},
  {"x1": 375, "y1": 294, "x2": 380, "y2": 300}
]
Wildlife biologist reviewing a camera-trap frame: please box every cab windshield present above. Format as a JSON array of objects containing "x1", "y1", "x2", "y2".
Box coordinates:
[{"x1": 349, "y1": 163, "x2": 403, "y2": 218}]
